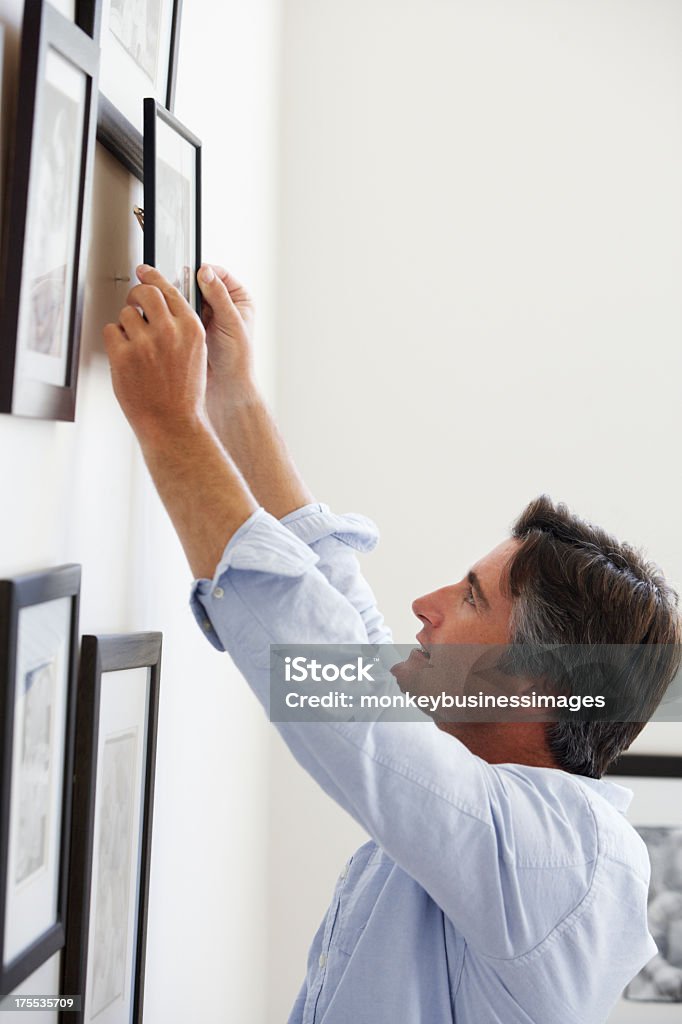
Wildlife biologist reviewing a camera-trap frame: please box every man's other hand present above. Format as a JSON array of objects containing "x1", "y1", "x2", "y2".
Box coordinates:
[{"x1": 195, "y1": 264, "x2": 256, "y2": 423}]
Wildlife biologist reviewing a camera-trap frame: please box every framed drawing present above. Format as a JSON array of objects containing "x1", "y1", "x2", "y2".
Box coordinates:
[
  {"x1": 143, "y1": 98, "x2": 201, "y2": 310},
  {"x1": 0, "y1": 565, "x2": 81, "y2": 994},
  {"x1": 0, "y1": 2, "x2": 99, "y2": 421},
  {"x1": 62, "y1": 632, "x2": 162, "y2": 1024},
  {"x1": 607, "y1": 754, "x2": 682, "y2": 1018},
  {"x1": 77, "y1": 0, "x2": 183, "y2": 179}
]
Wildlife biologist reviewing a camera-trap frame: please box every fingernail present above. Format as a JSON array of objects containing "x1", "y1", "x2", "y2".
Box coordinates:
[
  {"x1": 200, "y1": 265, "x2": 215, "y2": 284},
  {"x1": 137, "y1": 264, "x2": 151, "y2": 275}
]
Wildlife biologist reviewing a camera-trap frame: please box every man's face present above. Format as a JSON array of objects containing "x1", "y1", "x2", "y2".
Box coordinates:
[
  {"x1": 413, "y1": 537, "x2": 518, "y2": 646},
  {"x1": 391, "y1": 537, "x2": 519, "y2": 699}
]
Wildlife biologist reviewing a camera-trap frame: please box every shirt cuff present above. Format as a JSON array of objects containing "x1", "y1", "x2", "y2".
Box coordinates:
[
  {"x1": 280, "y1": 502, "x2": 380, "y2": 552},
  {"x1": 190, "y1": 506, "x2": 320, "y2": 650}
]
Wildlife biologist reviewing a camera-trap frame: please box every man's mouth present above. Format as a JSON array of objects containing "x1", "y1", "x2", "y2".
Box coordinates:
[{"x1": 413, "y1": 641, "x2": 431, "y2": 661}]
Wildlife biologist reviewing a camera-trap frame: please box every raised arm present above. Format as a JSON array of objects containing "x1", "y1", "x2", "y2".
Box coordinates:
[
  {"x1": 191, "y1": 264, "x2": 391, "y2": 643},
  {"x1": 104, "y1": 271, "x2": 257, "y2": 578},
  {"x1": 196, "y1": 262, "x2": 312, "y2": 518}
]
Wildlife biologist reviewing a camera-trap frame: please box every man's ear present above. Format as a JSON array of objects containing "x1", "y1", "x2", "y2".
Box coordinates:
[{"x1": 515, "y1": 674, "x2": 556, "y2": 697}]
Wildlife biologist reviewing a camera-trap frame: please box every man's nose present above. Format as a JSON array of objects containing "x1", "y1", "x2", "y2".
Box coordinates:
[{"x1": 412, "y1": 592, "x2": 444, "y2": 628}]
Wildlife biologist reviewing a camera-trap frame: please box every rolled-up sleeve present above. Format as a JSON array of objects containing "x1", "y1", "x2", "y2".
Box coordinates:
[
  {"x1": 190, "y1": 508, "x2": 596, "y2": 958},
  {"x1": 280, "y1": 503, "x2": 393, "y2": 644}
]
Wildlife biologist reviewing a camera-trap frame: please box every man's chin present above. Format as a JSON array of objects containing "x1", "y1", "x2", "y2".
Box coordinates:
[
  {"x1": 389, "y1": 657, "x2": 415, "y2": 692},
  {"x1": 389, "y1": 650, "x2": 433, "y2": 694}
]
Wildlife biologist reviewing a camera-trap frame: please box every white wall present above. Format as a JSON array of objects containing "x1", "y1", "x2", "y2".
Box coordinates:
[
  {"x1": 0, "y1": 1, "x2": 281, "y2": 1021},
  {"x1": 270, "y1": 0, "x2": 682, "y2": 1017}
]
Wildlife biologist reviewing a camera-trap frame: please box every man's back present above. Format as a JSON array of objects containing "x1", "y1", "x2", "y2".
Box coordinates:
[{"x1": 284, "y1": 758, "x2": 652, "y2": 1023}]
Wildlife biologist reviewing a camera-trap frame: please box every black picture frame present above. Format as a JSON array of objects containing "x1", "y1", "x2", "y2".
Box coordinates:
[
  {"x1": 77, "y1": 0, "x2": 183, "y2": 180},
  {"x1": 608, "y1": 752, "x2": 682, "y2": 1011},
  {"x1": 0, "y1": 564, "x2": 81, "y2": 994},
  {"x1": 143, "y1": 98, "x2": 202, "y2": 312},
  {"x1": 62, "y1": 632, "x2": 162, "y2": 1024},
  {"x1": 0, "y1": 2, "x2": 99, "y2": 421},
  {"x1": 609, "y1": 753, "x2": 682, "y2": 779}
]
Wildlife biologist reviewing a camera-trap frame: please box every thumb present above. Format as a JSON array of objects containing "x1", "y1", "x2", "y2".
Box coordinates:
[{"x1": 197, "y1": 264, "x2": 240, "y2": 329}]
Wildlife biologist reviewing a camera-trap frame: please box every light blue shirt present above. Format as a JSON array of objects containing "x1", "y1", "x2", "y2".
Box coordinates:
[{"x1": 190, "y1": 503, "x2": 656, "y2": 1023}]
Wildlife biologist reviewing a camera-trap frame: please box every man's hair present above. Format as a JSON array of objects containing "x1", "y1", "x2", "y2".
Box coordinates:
[{"x1": 504, "y1": 495, "x2": 681, "y2": 778}]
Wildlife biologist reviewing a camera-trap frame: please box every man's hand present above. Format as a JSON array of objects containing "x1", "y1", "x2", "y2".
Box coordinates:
[
  {"x1": 104, "y1": 265, "x2": 208, "y2": 445},
  {"x1": 196, "y1": 264, "x2": 256, "y2": 422},
  {"x1": 102, "y1": 264, "x2": 257, "y2": 580}
]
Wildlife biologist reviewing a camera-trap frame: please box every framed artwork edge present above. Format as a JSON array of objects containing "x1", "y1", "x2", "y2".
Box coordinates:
[
  {"x1": 0, "y1": 2, "x2": 99, "y2": 422},
  {"x1": 97, "y1": 95, "x2": 143, "y2": 181},
  {"x1": 0, "y1": 564, "x2": 81, "y2": 995},
  {"x1": 608, "y1": 751, "x2": 682, "y2": 1012},
  {"x1": 609, "y1": 753, "x2": 682, "y2": 779},
  {"x1": 143, "y1": 97, "x2": 202, "y2": 314},
  {"x1": 61, "y1": 631, "x2": 162, "y2": 1024},
  {"x1": 78, "y1": 0, "x2": 183, "y2": 180}
]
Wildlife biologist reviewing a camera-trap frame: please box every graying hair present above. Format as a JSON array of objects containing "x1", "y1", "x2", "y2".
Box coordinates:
[{"x1": 504, "y1": 496, "x2": 682, "y2": 778}]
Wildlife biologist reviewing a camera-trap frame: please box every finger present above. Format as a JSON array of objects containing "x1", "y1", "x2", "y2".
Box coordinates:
[
  {"x1": 136, "y1": 264, "x2": 190, "y2": 316},
  {"x1": 196, "y1": 265, "x2": 241, "y2": 325},
  {"x1": 125, "y1": 283, "x2": 169, "y2": 322},
  {"x1": 203, "y1": 265, "x2": 253, "y2": 310},
  {"x1": 103, "y1": 322, "x2": 127, "y2": 359},
  {"x1": 119, "y1": 304, "x2": 147, "y2": 341}
]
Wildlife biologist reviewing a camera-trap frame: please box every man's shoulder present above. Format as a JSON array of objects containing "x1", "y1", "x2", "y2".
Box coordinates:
[
  {"x1": 570, "y1": 774, "x2": 652, "y2": 883},
  {"x1": 487, "y1": 762, "x2": 648, "y2": 879}
]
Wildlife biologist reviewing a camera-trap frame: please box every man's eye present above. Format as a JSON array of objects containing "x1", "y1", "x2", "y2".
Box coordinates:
[{"x1": 464, "y1": 586, "x2": 476, "y2": 607}]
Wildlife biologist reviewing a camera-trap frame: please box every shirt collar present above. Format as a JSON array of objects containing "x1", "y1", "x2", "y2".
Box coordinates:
[{"x1": 573, "y1": 774, "x2": 633, "y2": 813}]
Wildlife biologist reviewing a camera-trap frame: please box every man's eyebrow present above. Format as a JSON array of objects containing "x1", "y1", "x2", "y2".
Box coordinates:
[{"x1": 468, "y1": 570, "x2": 491, "y2": 610}]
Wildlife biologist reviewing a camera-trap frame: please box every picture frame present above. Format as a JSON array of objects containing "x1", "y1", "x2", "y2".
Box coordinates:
[
  {"x1": 143, "y1": 98, "x2": 201, "y2": 311},
  {"x1": 62, "y1": 632, "x2": 162, "y2": 1024},
  {"x1": 77, "y1": 0, "x2": 183, "y2": 180},
  {"x1": 607, "y1": 754, "x2": 682, "y2": 1019},
  {"x1": 0, "y1": 23, "x2": 5, "y2": 230},
  {"x1": 0, "y1": 1, "x2": 99, "y2": 421},
  {"x1": 0, "y1": 564, "x2": 81, "y2": 994}
]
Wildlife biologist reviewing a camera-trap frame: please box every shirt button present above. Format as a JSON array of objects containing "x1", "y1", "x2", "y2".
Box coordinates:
[
  {"x1": 339, "y1": 865, "x2": 348, "y2": 880},
  {"x1": 203, "y1": 620, "x2": 212, "y2": 632},
  {"x1": 213, "y1": 586, "x2": 225, "y2": 599},
  {"x1": 318, "y1": 953, "x2": 327, "y2": 968}
]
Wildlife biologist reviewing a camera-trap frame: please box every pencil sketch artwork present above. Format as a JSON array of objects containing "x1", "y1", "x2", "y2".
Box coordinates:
[
  {"x1": 626, "y1": 827, "x2": 682, "y2": 1002},
  {"x1": 25, "y1": 80, "x2": 80, "y2": 359},
  {"x1": 15, "y1": 660, "x2": 56, "y2": 886},
  {"x1": 110, "y1": 0, "x2": 163, "y2": 82},
  {"x1": 90, "y1": 730, "x2": 138, "y2": 1018},
  {"x1": 157, "y1": 157, "x2": 192, "y2": 301}
]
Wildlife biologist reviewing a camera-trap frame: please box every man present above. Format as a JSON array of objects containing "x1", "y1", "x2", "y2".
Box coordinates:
[{"x1": 105, "y1": 264, "x2": 681, "y2": 1023}]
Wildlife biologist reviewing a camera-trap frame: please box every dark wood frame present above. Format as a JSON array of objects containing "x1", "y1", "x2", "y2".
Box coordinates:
[
  {"x1": 0, "y1": 565, "x2": 81, "y2": 994},
  {"x1": 77, "y1": 0, "x2": 183, "y2": 180},
  {"x1": 143, "y1": 98, "x2": 202, "y2": 313},
  {"x1": 62, "y1": 632, "x2": 162, "y2": 1024},
  {"x1": 608, "y1": 752, "x2": 682, "y2": 1007},
  {"x1": 609, "y1": 753, "x2": 682, "y2": 778},
  {"x1": 0, "y1": 3, "x2": 99, "y2": 421}
]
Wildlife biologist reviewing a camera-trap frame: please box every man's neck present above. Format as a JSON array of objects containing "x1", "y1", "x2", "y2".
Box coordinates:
[{"x1": 438, "y1": 722, "x2": 560, "y2": 769}]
